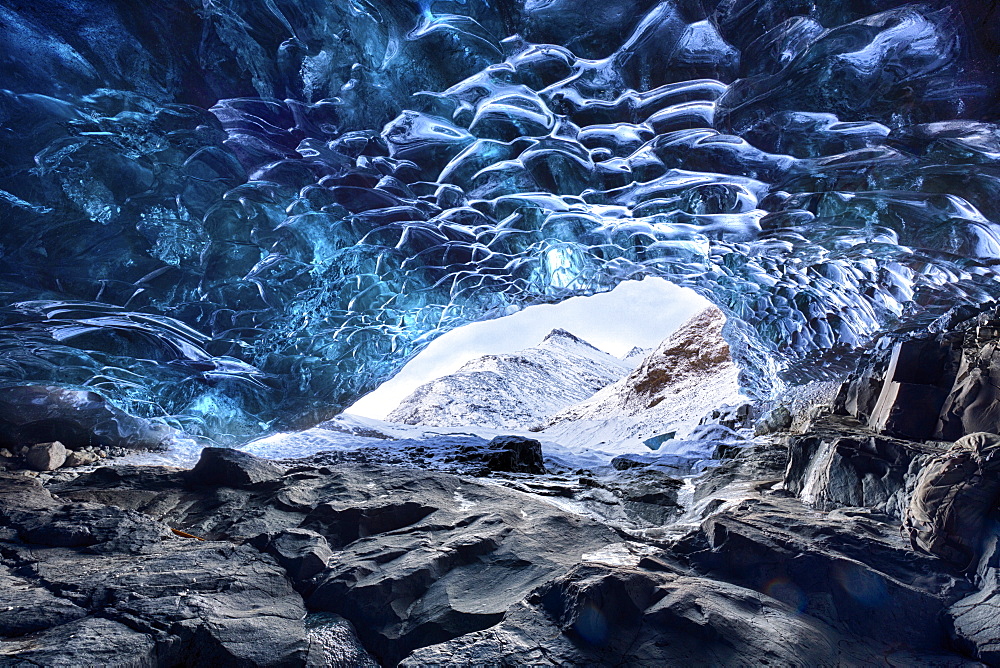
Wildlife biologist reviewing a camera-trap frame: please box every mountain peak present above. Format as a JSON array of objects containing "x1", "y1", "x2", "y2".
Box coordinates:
[
  {"x1": 542, "y1": 328, "x2": 600, "y2": 350},
  {"x1": 387, "y1": 327, "x2": 629, "y2": 429}
]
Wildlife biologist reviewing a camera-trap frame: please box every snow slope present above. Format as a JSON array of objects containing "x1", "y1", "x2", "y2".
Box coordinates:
[
  {"x1": 537, "y1": 307, "x2": 745, "y2": 453},
  {"x1": 386, "y1": 329, "x2": 631, "y2": 429}
]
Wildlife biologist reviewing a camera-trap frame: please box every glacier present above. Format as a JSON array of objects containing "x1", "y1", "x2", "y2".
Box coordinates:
[{"x1": 0, "y1": 0, "x2": 997, "y2": 442}]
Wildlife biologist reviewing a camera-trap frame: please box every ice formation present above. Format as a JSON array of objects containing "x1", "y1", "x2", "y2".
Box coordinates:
[{"x1": 0, "y1": 0, "x2": 997, "y2": 441}]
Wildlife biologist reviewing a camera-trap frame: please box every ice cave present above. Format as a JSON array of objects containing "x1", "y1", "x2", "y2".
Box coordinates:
[{"x1": 1, "y1": 0, "x2": 1000, "y2": 665}]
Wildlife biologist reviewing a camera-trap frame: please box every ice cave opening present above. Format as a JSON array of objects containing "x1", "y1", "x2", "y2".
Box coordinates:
[{"x1": 0, "y1": 0, "x2": 998, "y2": 448}]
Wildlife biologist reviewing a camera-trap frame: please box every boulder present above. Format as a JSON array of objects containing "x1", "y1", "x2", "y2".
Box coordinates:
[
  {"x1": 611, "y1": 454, "x2": 650, "y2": 470},
  {"x1": 783, "y1": 414, "x2": 939, "y2": 518},
  {"x1": 701, "y1": 402, "x2": 755, "y2": 430},
  {"x1": 25, "y1": 441, "x2": 67, "y2": 471},
  {"x1": 187, "y1": 447, "x2": 283, "y2": 488},
  {"x1": 305, "y1": 613, "x2": 379, "y2": 668},
  {"x1": 255, "y1": 528, "x2": 333, "y2": 584},
  {"x1": 753, "y1": 405, "x2": 792, "y2": 436},
  {"x1": 483, "y1": 435, "x2": 546, "y2": 474},
  {"x1": 64, "y1": 450, "x2": 101, "y2": 468},
  {"x1": 938, "y1": 338, "x2": 1000, "y2": 440}
]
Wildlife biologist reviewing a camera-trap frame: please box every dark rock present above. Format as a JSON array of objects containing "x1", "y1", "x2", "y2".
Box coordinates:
[
  {"x1": 670, "y1": 497, "x2": 971, "y2": 652},
  {"x1": 948, "y1": 531, "x2": 1000, "y2": 663},
  {"x1": 692, "y1": 439, "x2": 790, "y2": 506},
  {"x1": 868, "y1": 339, "x2": 956, "y2": 440},
  {"x1": 611, "y1": 454, "x2": 650, "y2": 470},
  {"x1": 483, "y1": 435, "x2": 547, "y2": 474},
  {"x1": 305, "y1": 613, "x2": 380, "y2": 668},
  {"x1": 783, "y1": 415, "x2": 939, "y2": 518},
  {"x1": 255, "y1": 528, "x2": 333, "y2": 584},
  {"x1": 25, "y1": 440, "x2": 67, "y2": 471},
  {"x1": 0, "y1": 616, "x2": 159, "y2": 666},
  {"x1": 34, "y1": 423, "x2": 987, "y2": 667},
  {"x1": 0, "y1": 567, "x2": 87, "y2": 637},
  {"x1": 55, "y1": 459, "x2": 625, "y2": 666},
  {"x1": 835, "y1": 337, "x2": 898, "y2": 422},
  {"x1": 938, "y1": 337, "x2": 1000, "y2": 441},
  {"x1": 0, "y1": 384, "x2": 174, "y2": 451},
  {"x1": 187, "y1": 446, "x2": 283, "y2": 488},
  {"x1": 303, "y1": 466, "x2": 620, "y2": 665},
  {"x1": 753, "y1": 405, "x2": 792, "y2": 435},
  {"x1": 0, "y1": 471, "x2": 309, "y2": 667},
  {"x1": 872, "y1": 381, "x2": 950, "y2": 440},
  {"x1": 701, "y1": 402, "x2": 755, "y2": 430},
  {"x1": 402, "y1": 563, "x2": 867, "y2": 665}
]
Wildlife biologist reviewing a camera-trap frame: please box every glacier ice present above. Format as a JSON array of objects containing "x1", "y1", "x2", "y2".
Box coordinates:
[{"x1": 0, "y1": 0, "x2": 998, "y2": 441}]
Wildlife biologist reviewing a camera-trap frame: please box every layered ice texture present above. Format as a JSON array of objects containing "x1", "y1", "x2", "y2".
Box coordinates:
[{"x1": 0, "y1": 0, "x2": 997, "y2": 441}]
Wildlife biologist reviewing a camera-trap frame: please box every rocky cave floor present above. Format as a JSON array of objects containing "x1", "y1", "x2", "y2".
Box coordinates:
[{"x1": 1, "y1": 410, "x2": 998, "y2": 667}]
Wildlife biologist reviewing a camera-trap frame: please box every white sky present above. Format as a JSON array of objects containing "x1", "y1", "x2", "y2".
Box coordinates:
[{"x1": 348, "y1": 278, "x2": 710, "y2": 419}]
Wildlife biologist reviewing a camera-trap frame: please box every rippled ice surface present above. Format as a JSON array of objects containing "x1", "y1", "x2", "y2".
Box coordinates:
[{"x1": 0, "y1": 0, "x2": 998, "y2": 442}]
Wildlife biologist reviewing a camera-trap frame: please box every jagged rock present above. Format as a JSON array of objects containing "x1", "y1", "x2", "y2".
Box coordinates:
[
  {"x1": 0, "y1": 616, "x2": 159, "y2": 667},
  {"x1": 255, "y1": 528, "x2": 333, "y2": 583},
  {"x1": 0, "y1": 473, "x2": 309, "y2": 666},
  {"x1": 25, "y1": 441, "x2": 67, "y2": 471},
  {"x1": 54, "y1": 460, "x2": 626, "y2": 666},
  {"x1": 481, "y1": 435, "x2": 546, "y2": 474},
  {"x1": 867, "y1": 339, "x2": 956, "y2": 440},
  {"x1": 783, "y1": 414, "x2": 939, "y2": 518},
  {"x1": 670, "y1": 496, "x2": 971, "y2": 652},
  {"x1": 402, "y1": 563, "x2": 865, "y2": 666},
  {"x1": 701, "y1": 402, "x2": 755, "y2": 430},
  {"x1": 187, "y1": 446, "x2": 283, "y2": 488},
  {"x1": 948, "y1": 532, "x2": 1000, "y2": 663},
  {"x1": 0, "y1": 385, "x2": 174, "y2": 451},
  {"x1": 611, "y1": 454, "x2": 650, "y2": 470},
  {"x1": 305, "y1": 613, "x2": 380, "y2": 668},
  {"x1": 938, "y1": 336, "x2": 1000, "y2": 440},
  {"x1": 19, "y1": 418, "x2": 985, "y2": 667},
  {"x1": 0, "y1": 567, "x2": 87, "y2": 636},
  {"x1": 753, "y1": 405, "x2": 792, "y2": 436},
  {"x1": 691, "y1": 439, "x2": 790, "y2": 507},
  {"x1": 64, "y1": 450, "x2": 100, "y2": 467}
]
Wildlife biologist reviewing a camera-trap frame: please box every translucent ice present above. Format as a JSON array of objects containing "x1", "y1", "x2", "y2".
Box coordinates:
[{"x1": 0, "y1": 0, "x2": 997, "y2": 441}]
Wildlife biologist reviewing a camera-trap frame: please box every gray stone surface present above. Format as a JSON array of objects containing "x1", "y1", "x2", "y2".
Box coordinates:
[
  {"x1": 949, "y1": 532, "x2": 1000, "y2": 663},
  {"x1": 256, "y1": 528, "x2": 333, "y2": 582},
  {"x1": 64, "y1": 449, "x2": 100, "y2": 467},
  {"x1": 0, "y1": 472, "x2": 308, "y2": 667},
  {"x1": 753, "y1": 404, "x2": 792, "y2": 435},
  {"x1": 671, "y1": 495, "x2": 971, "y2": 652},
  {"x1": 403, "y1": 564, "x2": 860, "y2": 666},
  {"x1": 784, "y1": 414, "x2": 940, "y2": 518},
  {"x1": 305, "y1": 613, "x2": 379, "y2": 668},
  {"x1": 1, "y1": 416, "x2": 986, "y2": 667}
]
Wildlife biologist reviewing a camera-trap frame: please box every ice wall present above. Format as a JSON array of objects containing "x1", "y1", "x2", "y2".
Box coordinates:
[{"x1": 0, "y1": 0, "x2": 997, "y2": 441}]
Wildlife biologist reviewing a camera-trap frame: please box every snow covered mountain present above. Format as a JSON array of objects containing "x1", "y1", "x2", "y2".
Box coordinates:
[
  {"x1": 621, "y1": 346, "x2": 654, "y2": 368},
  {"x1": 386, "y1": 329, "x2": 631, "y2": 429},
  {"x1": 536, "y1": 307, "x2": 744, "y2": 453}
]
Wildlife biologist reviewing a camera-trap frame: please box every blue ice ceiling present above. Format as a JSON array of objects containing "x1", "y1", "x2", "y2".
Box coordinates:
[{"x1": 0, "y1": 0, "x2": 997, "y2": 441}]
